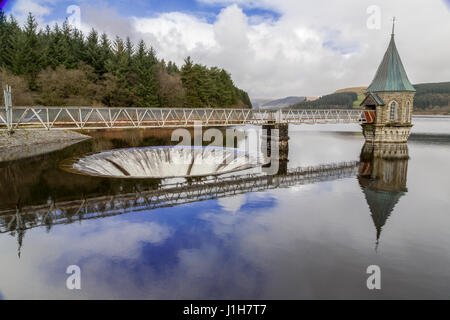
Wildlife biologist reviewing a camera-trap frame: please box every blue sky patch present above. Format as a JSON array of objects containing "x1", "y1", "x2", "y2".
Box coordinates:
[
  {"x1": 444, "y1": 0, "x2": 450, "y2": 9},
  {"x1": 3, "y1": 0, "x2": 281, "y2": 25},
  {"x1": 323, "y1": 39, "x2": 359, "y2": 55},
  {"x1": 1, "y1": 0, "x2": 10, "y2": 10}
]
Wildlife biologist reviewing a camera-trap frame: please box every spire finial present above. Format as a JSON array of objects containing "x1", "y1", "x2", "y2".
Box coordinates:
[{"x1": 391, "y1": 16, "x2": 396, "y2": 37}]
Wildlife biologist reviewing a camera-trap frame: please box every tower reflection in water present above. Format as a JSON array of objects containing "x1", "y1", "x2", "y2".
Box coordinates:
[{"x1": 358, "y1": 143, "x2": 409, "y2": 250}]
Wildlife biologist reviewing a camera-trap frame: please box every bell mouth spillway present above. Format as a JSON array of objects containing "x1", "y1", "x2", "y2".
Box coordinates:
[{"x1": 61, "y1": 146, "x2": 260, "y2": 179}]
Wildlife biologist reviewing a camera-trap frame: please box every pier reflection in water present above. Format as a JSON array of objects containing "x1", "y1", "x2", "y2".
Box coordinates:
[{"x1": 0, "y1": 122, "x2": 450, "y2": 299}]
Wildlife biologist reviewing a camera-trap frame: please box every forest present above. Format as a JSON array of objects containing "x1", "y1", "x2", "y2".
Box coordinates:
[
  {"x1": 413, "y1": 82, "x2": 450, "y2": 110},
  {"x1": 0, "y1": 12, "x2": 252, "y2": 109},
  {"x1": 292, "y1": 92, "x2": 357, "y2": 109}
]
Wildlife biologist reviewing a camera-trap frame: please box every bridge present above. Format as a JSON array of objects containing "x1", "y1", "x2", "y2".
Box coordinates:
[
  {"x1": 0, "y1": 161, "x2": 359, "y2": 234},
  {"x1": 0, "y1": 106, "x2": 373, "y2": 130}
]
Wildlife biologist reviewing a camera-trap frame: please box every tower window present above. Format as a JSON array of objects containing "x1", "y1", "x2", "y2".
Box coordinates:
[
  {"x1": 406, "y1": 101, "x2": 411, "y2": 122},
  {"x1": 389, "y1": 101, "x2": 398, "y2": 121}
]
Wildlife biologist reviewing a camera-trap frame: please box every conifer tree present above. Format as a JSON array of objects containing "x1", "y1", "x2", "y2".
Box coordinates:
[
  {"x1": 84, "y1": 29, "x2": 104, "y2": 74},
  {"x1": 71, "y1": 28, "x2": 85, "y2": 65},
  {"x1": 103, "y1": 36, "x2": 135, "y2": 106},
  {"x1": 133, "y1": 40, "x2": 159, "y2": 107},
  {"x1": 22, "y1": 13, "x2": 41, "y2": 88},
  {"x1": 167, "y1": 61, "x2": 180, "y2": 75},
  {"x1": 61, "y1": 20, "x2": 77, "y2": 68},
  {"x1": 97, "y1": 33, "x2": 111, "y2": 75},
  {"x1": 6, "y1": 16, "x2": 27, "y2": 75},
  {"x1": 125, "y1": 37, "x2": 134, "y2": 65},
  {"x1": 0, "y1": 10, "x2": 8, "y2": 69},
  {"x1": 181, "y1": 56, "x2": 202, "y2": 108},
  {"x1": 46, "y1": 24, "x2": 70, "y2": 68}
]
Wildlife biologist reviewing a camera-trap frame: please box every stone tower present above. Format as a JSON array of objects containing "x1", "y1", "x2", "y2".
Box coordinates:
[{"x1": 361, "y1": 20, "x2": 415, "y2": 143}]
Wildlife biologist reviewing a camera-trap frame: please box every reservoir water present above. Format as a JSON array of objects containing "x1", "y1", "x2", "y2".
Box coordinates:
[{"x1": 0, "y1": 116, "x2": 449, "y2": 299}]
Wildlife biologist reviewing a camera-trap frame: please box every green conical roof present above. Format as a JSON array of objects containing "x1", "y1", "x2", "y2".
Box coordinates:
[{"x1": 366, "y1": 35, "x2": 416, "y2": 93}]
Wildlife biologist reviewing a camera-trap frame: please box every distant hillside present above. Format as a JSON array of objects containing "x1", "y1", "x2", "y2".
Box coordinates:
[
  {"x1": 291, "y1": 92, "x2": 357, "y2": 109},
  {"x1": 414, "y1": 82, "x2": 450, "y2": 112},
  {"x1": 261, "y1": 96, "x2": 305, "y2": 109},
  {"x1": 335, "y1": 86, "x2": 367, "y2": 96},
  {"x1": 335, "y1": 86, "x2": 367, "y2": 106},
  {"x1": 291, "y1": 82, "x2": 450, "y2": 114},
  {"x1": 251, "y1": 98, "x2": 274, "y2": 108},
  {"x1": 252, "y1": 96, "x2": 306, "y2": 109}
]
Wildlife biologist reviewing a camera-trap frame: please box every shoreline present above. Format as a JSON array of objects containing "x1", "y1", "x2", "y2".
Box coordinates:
[{"x1": 0, "y1": 130, "x2": 91, "y2": 162}]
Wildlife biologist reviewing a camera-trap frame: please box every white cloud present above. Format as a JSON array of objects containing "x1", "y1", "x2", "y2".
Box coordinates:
[
  {"x1": 127, "y1": 0, "x2": 450, "y2": 99},
  {"x1": 217, "y1": 193, "x2": 247, "y2": 214},
  {"x1": 134, "y1": 12, "x2": 216, "y2": 52},
  {"x1": 15, "y1": 0, "x2": 450, "y2": 99},
  {"x1": 0, "y1": 218, "x2": 172, "y2": 299},
  {"x1": 11, "y1": 0, "x2": 53, "y2": 25}
]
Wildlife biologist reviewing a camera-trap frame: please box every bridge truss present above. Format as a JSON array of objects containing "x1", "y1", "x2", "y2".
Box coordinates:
[{"x1": 0, "y1": 107, "x2": 369, "y2": 130}]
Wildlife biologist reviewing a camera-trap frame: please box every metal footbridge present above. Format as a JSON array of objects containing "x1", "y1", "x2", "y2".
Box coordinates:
[{"x1": 0, "y1": 106, "x2": 372, "y2": 130}]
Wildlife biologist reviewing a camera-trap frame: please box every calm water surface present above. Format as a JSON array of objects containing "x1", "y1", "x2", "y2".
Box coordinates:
[{"x1": 0, "y1": 116, "x2": 449, "y2": 299}]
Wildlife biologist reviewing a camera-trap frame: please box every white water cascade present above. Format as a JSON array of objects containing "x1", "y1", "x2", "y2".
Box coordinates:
[{"x1": 66, "y1": 146, "x2": 260, "y2": 178}]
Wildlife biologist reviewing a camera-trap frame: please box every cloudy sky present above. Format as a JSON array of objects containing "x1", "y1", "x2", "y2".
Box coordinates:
[{"x1": 3, "y1": 0, "x2": 450, "y2": 99}]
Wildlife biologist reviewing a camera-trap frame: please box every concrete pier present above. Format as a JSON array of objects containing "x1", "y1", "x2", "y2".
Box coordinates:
[{"x1": 262, "y1": 123, "x2": 289, "y2": 175}]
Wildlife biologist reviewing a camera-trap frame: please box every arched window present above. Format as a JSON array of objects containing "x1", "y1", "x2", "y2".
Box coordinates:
[
  {"x1": 406, "y1": 101, "x2": 411, "y2": 122},
  {"x1": 389, "y1": 101, "x2": 398, "y2": 121}
]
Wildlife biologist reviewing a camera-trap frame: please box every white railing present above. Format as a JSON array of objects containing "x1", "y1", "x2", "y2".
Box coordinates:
[
  {"x1": 281, "y1": 109, "x2": 368, "y2": 124},
  {"x1": 0, "y1": 107, "x2": 368, "y2": 130}
]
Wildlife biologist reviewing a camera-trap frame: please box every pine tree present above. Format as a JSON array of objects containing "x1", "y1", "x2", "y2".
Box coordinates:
[
  {"x1": 84, "y1": 29, "x2": 104, "y2": 74},
  {"x1": 45, "y1": 24, "x2": 70, "y2": 68},
  {"x1": 103, "y1": 36, "x2": 135, "y2": 106},
  {"x1": 107, "y1": 36, "x2": 127, "y2": 76},
  {"x1": 71, "y1": 28, "x2": 85, "y2": 66},
  {"x1": 133, "y1": 40, "x2": 159, "y2": 107},
  {"x1": 125, "y1": 37, "x2": 134, "y2": 66},
  {"x1": 61, "y1": 20, "x2": 77, "y2": 68},
  {"x1": 218, "y1": 69, "x2": 237, "y2": 106},
  {"x1": 0, "y1": 10, "x2": 8, "y2": 68},
  {"x1": 97, "y1": 33, "x2": 111, "y2": 75},
  {"x1": 22, "y1": 13, "x2": 42, "y2": 89},
  {"x1": 6, "y1": 16, "x2": 27, "y2": 75},
  {"x1": 181, "y1": 56, "x2": 202, "y2": 108},
  {"x1": 167, "y1": 61, "x2": 180, "y2": 75},
  {"x1": 194, "y1": 64, "x2": 210, "y2": 107},
  {"x1": 8, "y1": 31, "x2": 27, "y2": 75}
]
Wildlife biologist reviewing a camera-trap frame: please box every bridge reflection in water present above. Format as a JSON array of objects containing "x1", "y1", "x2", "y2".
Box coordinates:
[
  {"x1": 0, "y1": 161, "x2": 359, "y2": 232},
  {"x1": 0, "y1": 140, "x2": 410, "y2": 257}
]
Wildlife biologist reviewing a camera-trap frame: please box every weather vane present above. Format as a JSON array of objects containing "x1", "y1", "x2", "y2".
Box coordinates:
[{"x1": 391, "y1": 16, "x2": 396, "y2": 36}]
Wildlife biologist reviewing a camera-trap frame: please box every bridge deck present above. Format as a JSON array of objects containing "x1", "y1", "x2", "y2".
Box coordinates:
[{"x1": 0, "y1": 107, "x2": 369, "y2": 130}]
